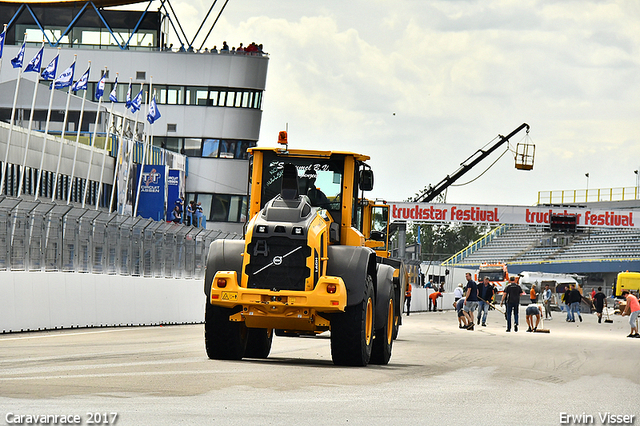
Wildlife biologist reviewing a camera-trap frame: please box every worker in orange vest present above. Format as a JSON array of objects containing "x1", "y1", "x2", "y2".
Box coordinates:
[{"x1": 405, "y1": 283, "x2": 412, "y2": 316}]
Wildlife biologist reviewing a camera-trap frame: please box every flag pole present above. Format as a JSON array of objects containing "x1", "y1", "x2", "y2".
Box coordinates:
[
  {"x1": 122, "y1": 81, "x2": 143, "y2": 216},
  {"x1": 96, "y1": 96, "x2": 115, "y2": 210},
  {"x1": 67, "y1": 60, "x2": 90, "y2": 204},
  {"x1": 34, "y1": 47, "x2": 60, "y2": 200},
  {"x1": 82, "y1": 66, "x2": 106, "y2": 208},
  {"x1": 109, "y1": 77, "x2": 131, "y2": 214},
  {"x1": 134, "y1": 77, "x2": 152, "y2": 217},
  {"x1": 51, "y1": 54, "x2": 77, "y2": 202},
  {"x1": 1, "y1": 34, "x2": 27, "y2": 196},
  {"x1": 18, "y1": 42, "x2": 45, "y2": 198},
  {"x1": 0, "y1": 24, "x2": 8, "y2": 81}
]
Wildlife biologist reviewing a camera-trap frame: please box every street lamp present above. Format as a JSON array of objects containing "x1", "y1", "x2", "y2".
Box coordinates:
[
  {"x1": 635, "y1": 170, "x2": 639, "y2": 200},
  {"x1": 585, "y1": 173, "x2": 589, "y2": 202}
]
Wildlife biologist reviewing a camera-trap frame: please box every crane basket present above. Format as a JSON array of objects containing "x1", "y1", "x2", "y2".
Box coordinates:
[{"x1": 515, "y1": 135, "x2": 535, "y2": 170}]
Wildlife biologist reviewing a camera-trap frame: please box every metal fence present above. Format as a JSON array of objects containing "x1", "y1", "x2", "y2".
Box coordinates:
[{"x1": 0, "y1": 195, "x2": 241, "y2": 279}]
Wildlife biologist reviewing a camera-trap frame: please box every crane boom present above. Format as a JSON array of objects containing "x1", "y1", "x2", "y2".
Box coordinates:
[{"x1": 414, "y1": 123, "x2": 530, "y2": 203}]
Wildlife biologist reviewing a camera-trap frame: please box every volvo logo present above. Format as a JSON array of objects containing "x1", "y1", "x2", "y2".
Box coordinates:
[{"x1": 273, "y1": 256, "x2": 283, "y2": 266}]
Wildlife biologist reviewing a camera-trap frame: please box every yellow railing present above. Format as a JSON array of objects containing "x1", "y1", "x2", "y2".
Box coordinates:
[
  {"x1": 441, "y1": 224, "x2": 509, "y2": 266},
  {"x1": 538, "y1": 187, "x2": 639, "y2": 204}
]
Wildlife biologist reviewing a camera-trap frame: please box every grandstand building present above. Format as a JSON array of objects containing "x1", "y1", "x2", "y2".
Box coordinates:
[
  {"x1": 0, "y1": 0, "x2": 268, "y2": 233},
  {"x1": 442, "y1": 192, "x2": 640, "y2": 291}
]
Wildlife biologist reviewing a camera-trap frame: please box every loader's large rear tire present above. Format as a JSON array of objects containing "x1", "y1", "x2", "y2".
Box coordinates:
[
  {"x1": 370, "y1": 291, "x2": 394, "y2": 365},
  {"x1": 330, "y1": 276, "x2": 374, "y2": 366},
  {"x1": 244, "y1": 328, "x2": 273, "y2": 359},
  {"x1": 204, "y1": 303, "x2": 247, "y2": 360}
]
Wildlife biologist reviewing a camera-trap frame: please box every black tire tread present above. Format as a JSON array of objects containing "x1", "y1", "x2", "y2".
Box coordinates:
[{"x1": 204, "y1": 304, "x2": 247, "y2": 360}]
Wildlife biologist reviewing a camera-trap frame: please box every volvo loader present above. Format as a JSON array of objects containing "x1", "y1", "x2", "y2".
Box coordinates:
[{"x1": 204, "y1": 135, "x2": 405, "y2": 366}]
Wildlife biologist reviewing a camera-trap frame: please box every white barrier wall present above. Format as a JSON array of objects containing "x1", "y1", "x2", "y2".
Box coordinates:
[
  {"x1": 407, "y1": 287, "x2": 455, "y2": 313},
  {"x1": 0, "y1": 272, "x2": 205, "y2": 333}
]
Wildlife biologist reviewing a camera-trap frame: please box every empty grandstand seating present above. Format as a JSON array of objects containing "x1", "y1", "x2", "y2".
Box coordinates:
[{"x1": 453, "y1": 224, "x2": 640, "y2": 265}]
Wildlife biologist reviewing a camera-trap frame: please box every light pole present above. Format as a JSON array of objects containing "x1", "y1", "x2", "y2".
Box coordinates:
[
  {"x1": 635, "y1": 170, "x2": 639, "y2": 199},
  {"x1": 585, "y1": 173, "x2": 589, "y2": 202}
]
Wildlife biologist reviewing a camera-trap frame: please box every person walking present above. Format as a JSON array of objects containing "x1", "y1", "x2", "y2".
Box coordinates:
[
  {"x1": 405, "y1": 283, "x2": 412, "y2": 316},
  {"x1": 592, "y1": 287, "x2": 607, "y2": 324},
  {"x1": 620, "y1": 291, "x2": 640, "y2": 338},
  {"x1": 477, "y1": 277, "x2": 495, "y2": 327},
  {"x1": 542, "y1": 284, "x2": 553, "y2": 319},
  {"x1": 501, "y1": 276, "x2": 522, "y2": 332},
  {"x1": 463, "y1": 273, "x2": 479, "y2": 331},
  {"x1": 569, "y1": 284, "x2": 583, "y2": 322},
  {"x1": 563, "y1": 285, "x2": 573, "y2": 322}
]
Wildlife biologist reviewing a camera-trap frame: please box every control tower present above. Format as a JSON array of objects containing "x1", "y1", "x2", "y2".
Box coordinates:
[{"x1": 0, "y1": 0, "x2": 268, "y2": 233}]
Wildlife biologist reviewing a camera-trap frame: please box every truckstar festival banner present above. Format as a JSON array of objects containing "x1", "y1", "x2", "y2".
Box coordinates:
[{"x1": 388, "y1": 202, "x2": 639, "y2": 229}]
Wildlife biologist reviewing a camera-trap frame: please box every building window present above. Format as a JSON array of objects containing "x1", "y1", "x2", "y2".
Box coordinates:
[
  {"x1": 183, "y1": 138, "x2": 202, "y2": 156},
  {"x1": 202, "y1": 139, "x2": 220, "y2": 158},
  {"x1": 186, "y1": 193, "x2": 247, "y2": 223}
]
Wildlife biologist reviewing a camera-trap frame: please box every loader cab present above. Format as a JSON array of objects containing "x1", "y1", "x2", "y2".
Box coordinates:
[{"x1": 248, "y1": 147, "x2": 372, "y2": 246}]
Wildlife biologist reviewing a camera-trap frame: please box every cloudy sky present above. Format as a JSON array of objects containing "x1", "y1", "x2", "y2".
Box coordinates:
[{"x1": 171, "y1": 0, "x2": 639, "y2": 206}]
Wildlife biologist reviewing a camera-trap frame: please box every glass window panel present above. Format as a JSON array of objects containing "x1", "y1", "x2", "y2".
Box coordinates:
[
  {"x1": 235, "y1": 141, "x2": 250, "y2": 159},
  {"x1": 167, "y1": 86, "x2": 183, "y2": 105},
  {"x1": 229, "y1": 196, "x2": 243, "y2": 222},
  {"x1": 202, "y1": 139, "x2": 220, "y2": 158},
  {"x1": 218, "y1": 91, "x2": 226, "y2": 106},
  {"x1": 183, "y1": 138, "x2": 202, "y2": 157},
  {"x1": 157, "y1": 86, "x2": 167, "y2": 104},
  {"x1": 165, "y1": 137, "x2": 181, "y2": 153},
  {"x1": 226, "y1": 92, "x2": 235, "y2": 107},
  {"x1": 253, "y1": 92, "x2": 261, "y2": 109},
  {"x1": 198, "y1": 194, "x2": 213, "y2": 221},
  {"x1": 234, "y1": 92, "x2": 242, "y2": 107},
  {"x1": 211, "y1": 194, "x2": 230, "y2": 221},
  {"x1": 209, "y1": 90, "x2": 219, "y2": 106},
  {"x1": 185, "y1": 87, "x2": 197, "y2": 105},
  {"x1": 247, "y1": 92, "x2": 254, "y2": 108},
  {"x1": 241, "y1": 92, "x2": 249, "y2": 108},
  {"x1": 219, "y1": 140, "x2": 236, "y2": 159}
]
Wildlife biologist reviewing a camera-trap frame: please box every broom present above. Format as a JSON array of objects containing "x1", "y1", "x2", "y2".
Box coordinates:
[
  {"x1": 604, "y1": 307, "x2": 614, "y2": 324},
  {"x1": 533, "y1": 304, "x2": 550, "y2": 333}
]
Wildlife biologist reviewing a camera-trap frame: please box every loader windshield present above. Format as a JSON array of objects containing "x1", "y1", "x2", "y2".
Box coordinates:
[{"x1": 260, "y1": 152, "x2": 345, "y2": 214}]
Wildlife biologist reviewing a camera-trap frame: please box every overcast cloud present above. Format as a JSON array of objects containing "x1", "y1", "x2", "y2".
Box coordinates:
[{"x1": 170, "y1": 0, "x2": 640, "y2": 205}]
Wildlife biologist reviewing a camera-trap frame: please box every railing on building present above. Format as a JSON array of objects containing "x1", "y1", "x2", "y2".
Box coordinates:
[
  {"x1": 538, "y1": 187, "x2": 639, "y2": 204},
  {"x1": 0, "y1": 195, "x2": 240, "y2": 278}
]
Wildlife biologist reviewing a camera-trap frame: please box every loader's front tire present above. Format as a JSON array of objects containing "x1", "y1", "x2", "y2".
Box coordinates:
[
  {"x1": 370, "y1": 291, "x2": 394, "y2": 365},
  {"x1": 205, "y1": 303, "x2": 247, "y2": 360},
  {"x1": 330, "y1": 276, "x2": 374, "y2": 366},
  {"x1": 244, "y1": 328, "x2": 273, "y2": 359}
]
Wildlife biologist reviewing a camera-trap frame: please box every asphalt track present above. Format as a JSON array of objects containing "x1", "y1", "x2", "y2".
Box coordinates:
[{"x1": 1, "y1": 308, "x2": 639, "y2": 426}]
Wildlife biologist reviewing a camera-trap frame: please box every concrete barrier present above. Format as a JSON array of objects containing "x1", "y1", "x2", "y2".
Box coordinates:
[
  {"x1": 0, "y1": 271, "x2": 205, "y2": 333},
  {"x1": 406, "y1": 287, "x2": 455, "y2": 313}
]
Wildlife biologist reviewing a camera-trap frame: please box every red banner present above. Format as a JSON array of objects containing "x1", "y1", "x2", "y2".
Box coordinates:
[{"x1": 388, "y1": 202, "x2": 638, "y2": 229}]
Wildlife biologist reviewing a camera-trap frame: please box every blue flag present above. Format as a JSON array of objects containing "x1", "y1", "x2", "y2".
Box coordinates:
[
  {"x1": 95, "y1": 73, "x2": 107, "y2": 99},
  {"x1": 125, "y1": 81, "x2": 132, "y2": 108},
  {"x1": 24, "y1": 47, "x2": 43, "y2": 73},
  {"x1": 71, "y1": 67, "x2": 90, "y2": 92},
  {"x1": 41, "y1": 55, "x2": 58, "y2": 80},
  {"x1": 130, "y1": 89, "x2": 143, "y2": 113},
  {"x1": 53, "y1": 62, "x2": 75, "y2": 89},
  {"x1": 147, "y1": 95, "x2": 161, "y2": 124},
  {"x1": 109, "y1": 77, "x2": 118, "y2": 102},
  {"x1": 0, "y1": 31, "x2": 6, "y2": 59},
  {"x1": 11, "y1": 42, "x2": 25, "y2": 69}
]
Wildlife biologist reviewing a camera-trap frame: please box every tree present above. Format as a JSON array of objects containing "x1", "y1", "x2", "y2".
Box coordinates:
[{"x1": 405, "y1": 223, "x2": 490, "y2": 262}]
